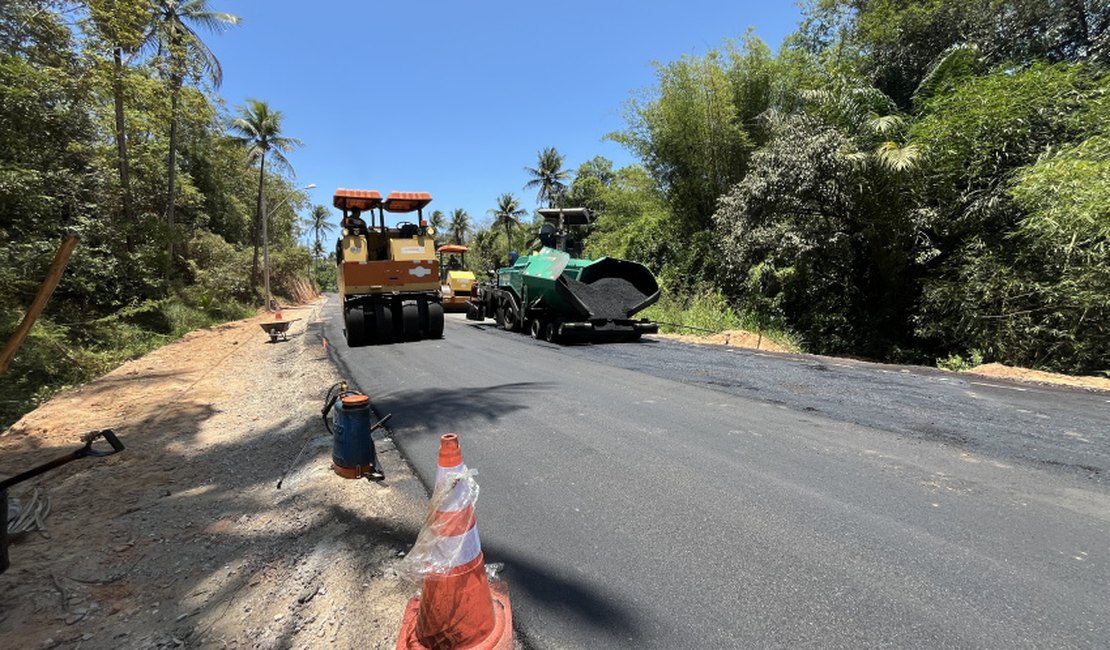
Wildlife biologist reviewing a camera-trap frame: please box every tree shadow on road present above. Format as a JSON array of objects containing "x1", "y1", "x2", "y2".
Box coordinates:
[{"x1": 370, "y1": 382, "x2": 552, "y2": 439}]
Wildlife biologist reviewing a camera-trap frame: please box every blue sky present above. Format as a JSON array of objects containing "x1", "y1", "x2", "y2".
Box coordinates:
[{"x1": 208, "y1": 1, "x2": 804, "y2": 234}]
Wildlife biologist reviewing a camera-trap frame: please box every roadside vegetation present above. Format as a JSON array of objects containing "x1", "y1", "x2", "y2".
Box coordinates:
[
  {"x1": 0, "y1": 1, "x2": 320, "y2": 428},
  {"x1": 467, "y1": 1, "x2": 1109, "y2": 377},
  {"x1": 3, "y1": 1, "x2": 1107, "y2": 427}
]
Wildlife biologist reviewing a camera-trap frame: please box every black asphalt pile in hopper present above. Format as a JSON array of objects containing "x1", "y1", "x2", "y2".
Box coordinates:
[{"x1": 564, "y1": 276, "x2": 649, "y2": 319}]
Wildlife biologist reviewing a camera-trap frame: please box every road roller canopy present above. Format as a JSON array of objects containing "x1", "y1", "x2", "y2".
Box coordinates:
[
  {"x1": 437, "y1": 244, "x2": 469, "y2": 254},
  {"x1": 383, "y1": 192, "x2": 432, "y2": 213},
  {"x1": 333, "y1": 188, "x2": 383, "y2": 211},
  {"x1": 537, "y1": 207, "x2": 592, "y2": 227}
]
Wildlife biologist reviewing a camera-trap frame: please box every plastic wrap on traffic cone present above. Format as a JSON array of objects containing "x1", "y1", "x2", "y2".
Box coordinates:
[{"x1": 396, "y1": 434, "x2": 512, "y2": 650}]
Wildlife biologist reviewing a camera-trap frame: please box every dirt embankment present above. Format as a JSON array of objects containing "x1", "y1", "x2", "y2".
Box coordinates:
[
  {"x1": 651, "y1": 329, "x2": 792, "y2": 353},
  {"x1": 0, "y1": 299, "x2": 428, "y2": 649},
  {"x1": 965, "y1": 362, "x2": 1110, "y2": 392}
]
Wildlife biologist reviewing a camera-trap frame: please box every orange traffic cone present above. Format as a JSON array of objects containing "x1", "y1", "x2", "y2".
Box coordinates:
[{"x1": 396, "y1": 434, "x2": 513, "y2": 650}]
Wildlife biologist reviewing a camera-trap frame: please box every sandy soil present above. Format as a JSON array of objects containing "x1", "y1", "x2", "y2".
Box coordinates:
[
  {"x1": 0, "y1": 298, "x2": 430, "y2": 649},
  {"x1": 966, "y1": 362, "x2": 1110, "y2": 392},
  {"x1": 651, "y1": 329, "x2": 792, "y2": 353}
]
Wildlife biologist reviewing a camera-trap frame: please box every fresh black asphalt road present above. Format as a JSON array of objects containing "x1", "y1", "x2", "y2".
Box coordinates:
[{"x1": 318, "y1": 303, "x2": 1109, "y2": 649}]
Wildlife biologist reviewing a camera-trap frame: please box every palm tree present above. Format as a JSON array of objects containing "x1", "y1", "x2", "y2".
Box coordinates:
[
  {"x1": 229, "y1": 99, "x2": 302, "y2": 299},
  {"x1": 427, "y1": 209, "x2": 446, "y2": 244},
  {"x1": 488, "y1": 193, "x2": 527, "y2": 256},
  {"x1": 524, "y1": 146, "x2": 571, "y2": 208},
  {"x1": 309, "y1": 204, "x2": 334, "y2": 263},
  {"x1": 150, "y1": 0, "x2": 240, "y2": 254},
  {"x1": 448, "y1": 208, "x2": 471, "y2": 245},
  {"x1": 799, "y1": 77, "x2": 919, "y2": 173}
]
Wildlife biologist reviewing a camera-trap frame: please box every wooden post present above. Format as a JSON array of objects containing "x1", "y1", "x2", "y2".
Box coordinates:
[{"x1": 0, "y1": 234, "x2": 79, "y2": 375}]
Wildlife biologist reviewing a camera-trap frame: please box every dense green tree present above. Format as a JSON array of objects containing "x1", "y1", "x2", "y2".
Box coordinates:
[
  {"x1": 911, "y1": 63, "x2": 1110, "y2": 371},
  {"x1": 565, "y1": 156, "x2": 615, "y2": 213},
  {"x1": 801, "y1": 0, "x2": 1110, "y2": 108},
  {"x1": 1007, "y1": 132, "x2": 1110, "y2": 372},
  {"x1": 466, "y1": 227, "x2": 503, "y2": 276},
  {"x1": 523, "y1": 147, "x2": 571, "y2": 208},
  {"x1": 611, "y1": 47, "x2": 749, "y2": 233},
  {"x1": 583, "y1": 165, "x2": 669, "y2": 266},
  {"x1": 85, "y1": 0, "x2": 152, "y2": 224},
  {"x1": 713, "y1": 109, "x2": 919, "y2": 357}
]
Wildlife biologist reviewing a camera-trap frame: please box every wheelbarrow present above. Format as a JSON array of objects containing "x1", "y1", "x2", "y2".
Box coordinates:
[{"x1": 260, "y1": 318, "x2": 300, "y2": 343}]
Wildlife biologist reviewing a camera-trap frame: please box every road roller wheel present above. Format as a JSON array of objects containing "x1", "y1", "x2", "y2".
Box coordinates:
[
  {"x1": 401, "y1": 303, "x2": 420, "y2": 341},
  {"x1": 344, "y1": 308, "x2": 366, "y2": 347},
  {"x1": 427, "y1": 302, "x2": 445, "y2": 339},
  {"x1": 372, "y1": 303, "x2": 393, "y2": 344}
]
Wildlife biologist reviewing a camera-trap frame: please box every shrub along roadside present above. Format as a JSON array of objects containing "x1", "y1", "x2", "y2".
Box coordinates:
[{"x1": 641, "y1": 287, "x2": 801, "y2": 352}]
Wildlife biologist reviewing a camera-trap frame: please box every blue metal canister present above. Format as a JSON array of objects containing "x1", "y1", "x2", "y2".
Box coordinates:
[{"x1": 332, "y1": 392, "x2": 380, "y2": 478}]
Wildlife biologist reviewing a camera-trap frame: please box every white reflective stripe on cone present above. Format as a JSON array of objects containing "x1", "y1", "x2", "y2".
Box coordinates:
[
  {"x1": 435, "y1": 466, "x2": 472, "y2": 510},
  {"x1": 429, "y1": 525, "x2": 482, "y2": 569},
  {"x1": 435, "y1": 463, "x2": 466, "y2": 484}
]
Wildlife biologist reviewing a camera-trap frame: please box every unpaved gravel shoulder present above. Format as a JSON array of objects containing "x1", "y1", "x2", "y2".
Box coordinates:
[{"x1": 1, "y1": 297, "x2": 428, "y2": 649}]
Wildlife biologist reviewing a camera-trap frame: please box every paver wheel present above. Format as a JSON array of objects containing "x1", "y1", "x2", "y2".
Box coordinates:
[
  {"x1": 544, "y1": 320, "x2": 561, "y2": 343},
  {"x1": 530, "y1": 318, "x2": 544, "y2": 340},
  {"x1": 503, "y1": 301, "x2": 521, "y2": 332}
]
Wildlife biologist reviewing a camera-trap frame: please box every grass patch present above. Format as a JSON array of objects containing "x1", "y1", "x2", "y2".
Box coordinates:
[
  {"x1": 936, "y1": 349, "x2": 985, "y2": 372},
  {"x1": 641, "y1": 288, "x2": 801, "y2": 351}
]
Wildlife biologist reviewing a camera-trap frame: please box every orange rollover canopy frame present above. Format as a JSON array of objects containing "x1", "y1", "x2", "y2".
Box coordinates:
[
  {"x1": 437, "y1": 244, "x2": 469, "y2": 254},
  {"x1": 383, "y1": 191, "x2": 432, "y2": 213},
  {"x1": 333, "y1": 188, "x2": 383, "y2": 211}
]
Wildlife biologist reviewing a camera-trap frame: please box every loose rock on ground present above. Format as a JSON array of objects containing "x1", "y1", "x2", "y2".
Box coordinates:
[{"x1": 1, "y1": 298, "x2": 428, "y2": 649}]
